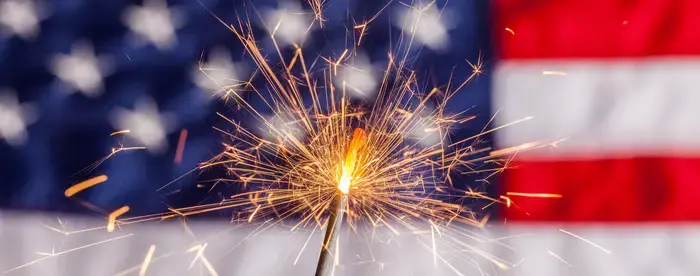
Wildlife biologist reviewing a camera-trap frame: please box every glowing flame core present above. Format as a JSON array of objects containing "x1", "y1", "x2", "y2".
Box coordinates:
[{"x1": 338, "y1": 128, "x2": 366, "y2": 194}]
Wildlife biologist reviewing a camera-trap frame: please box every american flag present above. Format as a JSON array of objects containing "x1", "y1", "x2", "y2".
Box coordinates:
[{"x1": 0, "y1": 0, "x2": 698, "y2": 275}]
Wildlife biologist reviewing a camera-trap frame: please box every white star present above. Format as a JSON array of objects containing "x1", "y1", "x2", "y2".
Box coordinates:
[
  {"x1": 264, "y1": 2, "x2": 314, "y2": 46},
  {"x1": 122, "y1": 0, "x2": 185, "y2": 50},
  {"x1": 0, "y1": 90, "x2": 38, "y2": 147},
  {"x1": 49, "y1": 41, "x2": 112, "y2": 97},
  {"x1": 393, "y1": 3, "x2": 451, "y2": 51},
  {"x1": 110, "y1": 98, "x2": 176, "y2": 154},
  {"x1": 192, "y1": 46, "x2": 249, "y2": 98},
  {"x1": 0, "y1": 0, "x2": 45, "y2": 40},
  {"x1": 334, "y1": 53, "x2": 379, "y2": 99}
]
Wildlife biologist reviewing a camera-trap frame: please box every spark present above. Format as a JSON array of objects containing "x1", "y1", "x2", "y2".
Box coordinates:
[
  {"x1": 307, "y1": 0, "x2": 326, "y2": 27},
  {"x1": 488, "y1": 142, "x2": 538, "y2": 156},
  {"x1": 75, "y1": 144, "x2": 147, "y2": 177},
  {"x1": 64, "y1": 174, "x2": 108, "y2": 197},
  {"x1": 174, "y1": 128, "x2": 188, "y2": 164},
  {"x1": 187, "y1": 244, "x2": 219, "y2": 276},
  {"x1": 542, "y1": 71, "x2": 567, "y2": 76},
  {"x1": 107, "y1": 206, "x2": 130, "y2": 232},
  {"x1": 293, "y1": 225, "x2": 319, "y2": 265},
  {"x1": 248, "y1": 204, "x2": 262, "y2": 222},
  {"x1": 110, "y1": 97, "x2": 175, "y2": 154},
  {"x1": 110, "y1": 146, "x2": 147, "y2": 156},
  {"x1": 139, "y1": 245, "x2": 157, "y2": 276},
  {"x1": 547, "y1": 250, "x2": 572, "y2": 267},
  {"x1": 352, "y1": 1, "x2": 392, "y2": 46},
  {"x1": 504, "y1": 27, "x2": 515, "y2": 35},
  {"x1": 4, "y1": 234, "x2": 133, "y2": 273},
  {"x1": 417, "y1": 239, "x2": 466, "y2": 276},
  {"x1": 110, "y1": 129, "x2": 130, "y2": 136},
  {"x1": 505, "y1": 192, "x2": 563, "y2": 198},
  {"x1": 499, "y1": 196, "x2": 512, "y2": 208},
  {"x1": 559, "y1": 229, "x2": 612, "y2": 255}
]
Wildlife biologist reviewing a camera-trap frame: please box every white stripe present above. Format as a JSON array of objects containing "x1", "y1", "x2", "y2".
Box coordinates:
[
  {"x1": 2, "y1": 213, "x2": 700, "y2": 276},
  {"x1": 493, "y1": 58, "x2": 700, "y2": 158}
]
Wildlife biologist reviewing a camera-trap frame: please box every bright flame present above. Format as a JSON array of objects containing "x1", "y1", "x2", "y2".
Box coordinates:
[{"x1": 338, "y1": 128, "x2": 366, "y2": 194}]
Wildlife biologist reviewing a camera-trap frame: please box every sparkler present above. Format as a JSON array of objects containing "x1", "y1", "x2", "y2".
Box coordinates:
[
  {"x1": 161, "y1": 6, "x2": 540, "y2": 271},
  {"x1": 172, "y1": 3, "x2": 542, "y2": 233},
  {"x1": 46, "y1": 1, "x2": 552, "y2": 274},
  {"x1": 103, "y1": 2, "x2": 548, "y2": 271},
  {"x1": 315, "y1": 128, "x2": 365, "y2": 276}
]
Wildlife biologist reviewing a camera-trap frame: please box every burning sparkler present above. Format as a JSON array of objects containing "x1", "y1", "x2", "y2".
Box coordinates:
[
  {"x1": 93, "y1": 1, "x2": 552, "y2": 272},
  {"x1": 315, "y1": 128, "x2": 365, "y2": 275},
  {"x1": 156, "y1": 3, "x2": 544, "y2": 272},
  {"x1": 48, "y1": 1, "x2": 553, "y2": 274}
]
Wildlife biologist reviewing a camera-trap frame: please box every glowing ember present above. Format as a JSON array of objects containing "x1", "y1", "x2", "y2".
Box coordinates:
[
  {"x1": 65, "y1": 175, "x2": 108, "y2": 197},
  {"x1": 107, "y1": 205, "x2": 129, "y2": 232}
]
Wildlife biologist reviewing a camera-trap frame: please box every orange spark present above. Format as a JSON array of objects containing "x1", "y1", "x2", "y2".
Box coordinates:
[
  {"x1": 110, "y1": 130, "x2": 130, "y2": 136},
  {"x1": 107, "y1": 206, "x2": 130, "y2": 232},
  {"x1": 65, "y1": 175, "x2": 108, "y2": 197},
  {"x1": 248, "y1": 205, "x2": 262, "y2": 222},
  {"x1": 499, "y1": 195, "x2": 512, "y2": 207},
  {"x1": 174, "y1": 129, "x2": 188, "y2": 164},
  {"x1": 338, "y1": 128, "x2": 367, "y2": 194},
  {"x1": 354, "y1": 24, "x2": 368, "y2": 46},
  {"x1": 505, "y1": 27, "x2": 515, "y2": 35},
  {"x1": 489, "y1": 142, "x2": 539, "y2": 156},
  {"x1": 506, "y1": 192, "x2": 563, "y2": 198}
]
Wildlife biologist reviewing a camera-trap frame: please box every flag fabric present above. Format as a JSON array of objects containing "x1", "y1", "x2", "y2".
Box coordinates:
[
  {"x1": 494, "y1": 0, "x2": 700, "y2": 221},
  {"x1": 492, "y1": 1, "x2": 700, "y2": 275},
  {"x1": 0, "y1": 0, "x2": 699, "y2": 275}
]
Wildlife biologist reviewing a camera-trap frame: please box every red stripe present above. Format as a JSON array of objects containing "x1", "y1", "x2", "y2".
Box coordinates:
[
  {"x1": 494, "y1": 0, "x2": 700, "y2": 59},
  {"x1": 501, "y1": 157, "x2": 700, "y2": 222}
]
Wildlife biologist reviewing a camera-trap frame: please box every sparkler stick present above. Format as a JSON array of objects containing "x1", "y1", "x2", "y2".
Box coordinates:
[
  {"x1": 315, "y1": 128, "x2": 366, "y2": 276},
  {"x1": 315, "y1": 192, "x2": 347, "y2": 276}
]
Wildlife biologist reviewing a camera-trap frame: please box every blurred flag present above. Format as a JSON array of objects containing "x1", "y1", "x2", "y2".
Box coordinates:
[
  {"x1": 1, "y1": 0, "x2": 699, "y2": 275},
  {"x1": 493, "y1": 0, "x2": 700, "y2": 274},
  {"x1": 494, "y1": 0, "x2": 700, "y2": 221},
  {"x1": 492, "y1": 0, "x2": 700, "y2": 275}
]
